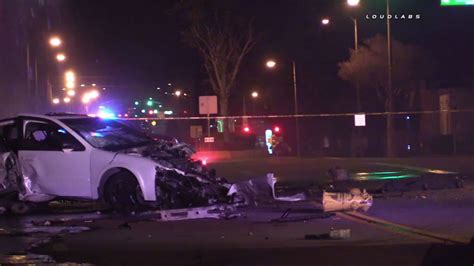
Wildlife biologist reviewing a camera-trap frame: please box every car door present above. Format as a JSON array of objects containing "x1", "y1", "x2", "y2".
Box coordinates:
[{"x1": 17, "y1": 118, "x2": 93, "y2": 198}]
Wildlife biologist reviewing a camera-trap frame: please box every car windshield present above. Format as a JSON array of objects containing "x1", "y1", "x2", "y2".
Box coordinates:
[{"x1": 61, "y1": 118, "x2": 153, "y2": 151}]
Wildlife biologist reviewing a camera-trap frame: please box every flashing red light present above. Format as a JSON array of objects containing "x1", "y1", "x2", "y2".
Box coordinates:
[
  {"x1": 274, "y1": 126, "x2": 280, "y2": 132},
  {"x1": 148, "y1": 110, "x2": 153, "y2": 115},
  {"x1": 202, "y1": 159, "x2": 207, "y2": 165},
  {"x1": 124, "y1": 113, "x2": 129, "y2": 117},
  {"x1": 243, "y1": 126, "x2": 250, "y2": 133}
]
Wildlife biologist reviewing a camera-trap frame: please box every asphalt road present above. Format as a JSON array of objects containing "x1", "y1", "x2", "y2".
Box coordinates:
[{"x1": 1, "y1": 156, "x2": 474, "y2": 265}]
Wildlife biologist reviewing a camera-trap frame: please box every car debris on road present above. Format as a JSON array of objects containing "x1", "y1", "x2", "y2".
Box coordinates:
[
  {"x1": 227, "y1": 173, "x2": 307, "y2": 206},
  {"x1": 322, "y1": 188, "x2": 373, "y2": 212}
]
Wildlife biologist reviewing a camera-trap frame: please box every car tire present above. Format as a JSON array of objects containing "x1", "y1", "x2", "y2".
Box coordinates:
[{"x1": 103, "y1": 172, "x2": 143, "y2": 212}]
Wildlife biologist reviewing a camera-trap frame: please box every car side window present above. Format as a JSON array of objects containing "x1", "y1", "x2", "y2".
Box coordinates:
[
  {"x1": 22, "y1": 121, "x2": 85, "y2": 151},
  {"x1": 0, "y1": 120, "x2": 19, "y2": 151}
]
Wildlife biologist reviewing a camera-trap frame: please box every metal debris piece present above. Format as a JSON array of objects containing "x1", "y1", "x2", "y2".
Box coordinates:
[
  {"x1": 272, "y1": 208, "x2": 334, "y2": 223},
  {"x1": 0, "y1": 254, "x2": 56, "y2": 264},
  {"x1": 227, "y1": 173, "x2": 306, "y2": 206},
  {"x1": 152, "y1": 204, "x2": 239, "y2": 221},
  {"x1": 322, "y1": 188, "x2": 373, "y2": 212},
  {"x1": 305, "y1": 229, "x2": 351, "y2": 240}
]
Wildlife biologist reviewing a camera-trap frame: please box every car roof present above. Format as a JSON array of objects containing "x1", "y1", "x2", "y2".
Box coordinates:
[{"x1": 18, "y1": 113, "x2": 91, "y2": 120}]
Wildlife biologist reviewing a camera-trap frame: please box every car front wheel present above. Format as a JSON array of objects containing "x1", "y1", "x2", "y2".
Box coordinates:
[{"x1": 103, "y1": 172, "x2": 143, "y2": 212}]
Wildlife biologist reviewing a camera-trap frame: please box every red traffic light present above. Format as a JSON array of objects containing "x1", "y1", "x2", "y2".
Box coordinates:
[
  {"x1": 273, "y1": 126, "x2": 280, "y2": 133},
  {"x1": 243, "y1": 126, "x2": 250, "y2": 133}
]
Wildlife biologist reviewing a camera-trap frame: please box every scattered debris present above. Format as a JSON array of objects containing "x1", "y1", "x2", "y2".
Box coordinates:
[
  {"x1": 0, "y1": 254, "x2": 56, "y2": 264},
  {"x1": 227, "y1": 173, "x2": 306, "y2": 206},
  {"x1": 118, "y1": 222, "x2": 132, "y2": 230},
  {"x1": 322, "y1": 188, "x2": 373, "y2": 212},
  {"x1": 150, "y1": 204, "x2": 239, "y2": 221},
  {"x1": 271, "y1": 208, "x2": 334, "y2": 223},
  {"x1": 21, "y1": 226, "x2": 90, "y2": 234},
  {"x1": 329, "y1": 228, "x2": 351, "y2": 239},
  {"x1": 305, "y1": 229, "x2": 351, "y2": 240}
]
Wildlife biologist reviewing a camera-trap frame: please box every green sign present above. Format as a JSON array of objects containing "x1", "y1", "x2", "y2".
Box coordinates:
[{"x1": 441, "y1": 0, "x2": 474, "y2": 6}]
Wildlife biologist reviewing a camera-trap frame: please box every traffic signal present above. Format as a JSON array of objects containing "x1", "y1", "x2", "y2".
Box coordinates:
[
  {"x1": 243, "y1": 126, "x2": 250, "y2": 133},
  {"x1": 273, "y1": 126, "x2": 280, "y2": 133}
]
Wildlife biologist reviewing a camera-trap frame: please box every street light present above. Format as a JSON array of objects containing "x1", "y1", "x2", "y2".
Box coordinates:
[
  {"x1": 88, "y1": 90, "x2": 99, "y2": 99},
  {"x1": 175, "y1": 90, "x2": 182, "y2": 97},
  {"x1": 347, "y1": 0, "x2": 360, "y2": 6},
  {"x1": 321, "y1": 18, "x2": 330, "y2": 25},
  {"x1": 82, "y1": 96, "x2": 90, "y2": 104},
  {"x1": 65, "y1": 82, "x2": 75, "y2": 89},
  {"x1": 265, "y1": 59, "x2": 301, "y2": 156},
  {"x1": 56, "y1": 53, "x2": 66, "y2": 62},
  {"x1": 66, "y1": 90, "x2": 76, "y2": 97},
  {"x1": 52, "y1": 98, "x2": 60, "y2": 104},
  {"x1": 49, "y1": 36, "x2": 61, "y2": 47},
  {"x1": 251, "y1": 91, "x2": 258, "y2": 98},
  {"x1": 63, "y1": 97, "x2": 71, "y2": 103},
  {"x1": 266, "y1": 60, "x2": 276, "y2": 68},
  {"x1": 65, "y1": 71, "x2": 75, "y2": 82}
]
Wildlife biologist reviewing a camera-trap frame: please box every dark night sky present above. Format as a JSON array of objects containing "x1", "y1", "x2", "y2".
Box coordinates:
[{"x1": 61, "y1": 0, "x2": 474, "y2": 114}]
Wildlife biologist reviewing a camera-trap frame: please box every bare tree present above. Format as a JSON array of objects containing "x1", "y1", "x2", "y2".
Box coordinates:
[
  {"x1": 185, "y1": 14, "x2": 255, "y2": 138},
  {"x1": 338, "y1": 34, "x2": 433, "y2": 156}
]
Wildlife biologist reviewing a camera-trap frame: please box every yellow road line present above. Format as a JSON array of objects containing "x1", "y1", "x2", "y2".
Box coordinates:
[{"x1": 337, "y1": 212, "x2": 469, "y2": 245}]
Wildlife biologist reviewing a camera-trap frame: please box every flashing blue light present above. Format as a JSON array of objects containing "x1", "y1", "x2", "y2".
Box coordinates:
[{"x1": 91, "y1": 132, "x2": 104, "y2": 137}]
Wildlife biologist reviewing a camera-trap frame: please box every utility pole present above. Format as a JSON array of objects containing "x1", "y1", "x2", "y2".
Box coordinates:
[
  {"x1": 292, "y1": 60, "x2": 300, "y2": 157},
  {"x1": 353, "y1": 18, "x2": 361, "y2": 111},
  {"x1": 386, "y1": 0, "x2": 393, "y2": 157}
]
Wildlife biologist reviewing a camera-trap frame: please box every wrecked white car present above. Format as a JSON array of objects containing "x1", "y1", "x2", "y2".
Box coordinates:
[{"x1": 0, "y1": 114, "x2": 231, "y2": 211}]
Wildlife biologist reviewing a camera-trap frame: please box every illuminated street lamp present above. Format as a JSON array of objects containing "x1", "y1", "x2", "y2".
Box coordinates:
[
  {"x1": 66, "y1": 90, "x2": 76, "y2": 97},
  {"x1": 347, "y1": 0, "x2": 360, "y2": 6},
  {"x1": 175, "y1": 90, "x2": 182, "y2": 97},
  {"x1": 81, "y1": 94, "x2": 90, "y2": 104},
  {"x1": 63, "y1": 97, "x2": 71, "y2": 103},
  {"x1": 49, "y1": 36, "x2": 62, "y2": 47},
  {"x1": 251, "y1": 91, "x2": 259, "y2": 98},
  {"x1": 56, "y1": 53, "x2": 66, "y2": 62},
  {"x1": 52, "y1": 98, "x2": 60, "y2": 104},
  {"x1": 321, "y1": 18, "x2": 330, "y2": 25},
  {"x1": 66, "y1": 82, "x2": 75, "y2": 89},
  {"x1": 88, "y1": 90, "x2": 99, "y2": 99},
  {"x1": 266, "y1": 60, "x2": 276, "y2": 68}
]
